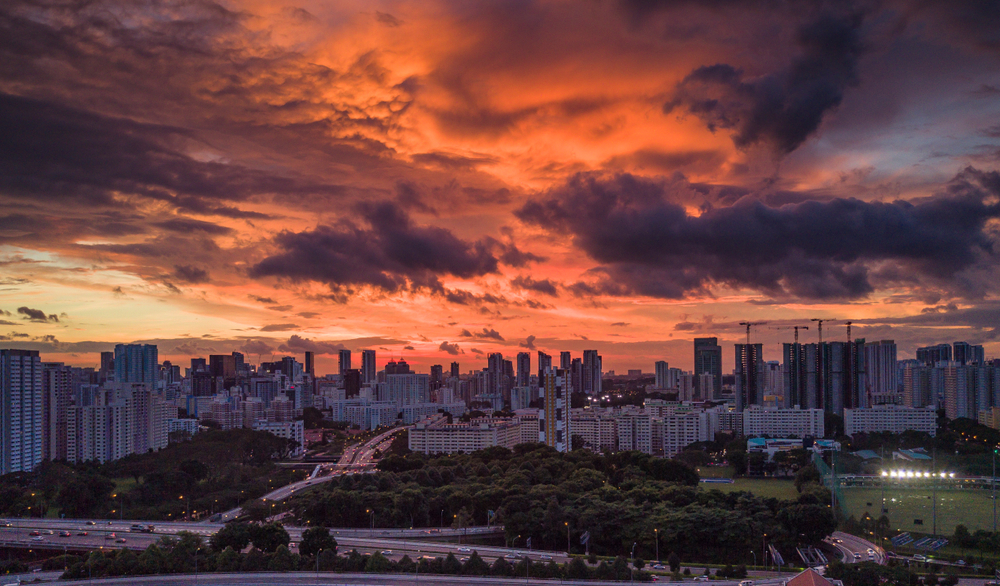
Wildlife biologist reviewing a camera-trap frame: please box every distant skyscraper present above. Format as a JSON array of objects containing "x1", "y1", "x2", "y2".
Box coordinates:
[
  {"x1": 783, "y1": 343, "x2": 806, "y2": 408},
  {"x1": 537, "y1": 351, "x2": 552, "y2": 377},
  {"x1": 430, "y1": 364, "x2": 443, "y2": 384},
  {"x1": 1, "y1": 349, "x2": 44, "y2": 475},
  {"x1": 343, "y1": 369, "x2": 361, "y2": 398},
  {"x1": 539, "y1": 368, "x2": 570, "y2": 452},
  {"x1": 570, "y1": 358, "x2": 582, "y2": 394},
  {"x1": 190, "y1": 357, "x2": 207, "y2": 373},
  {"x1": 362, "y1": 350, "x2": 377, "y2": 383},
  {"x1": 916, "y1": 344, "x2": 951, "y2": 366},
  {"x1": 516, "y1": 352, "x2": 531, "y2": 387},
  {"x1": 865, "y1": 340, "x2": 898, "y2": 404},
  {"x1": 114, "y1": 344, "x2": 158, "y2": 386},
  {"x1": 99, "y1": 351, "x2": 114, "y2": 383},
  {"x1": 654, "y1": 361, "x2": 669, "y2": 389},
  {"x1": 694, "y1": 338, "x2": 722, "y2": 398},
  {"x1": 304, "y1": 351, "x2": 315, "y2": 377},
  {"x1": 560, "y1": 351, "x2": 572, "y2": 370},
  {"x1": 338, "y1": 349, "x2": 351, "y2": 376},
  {"x1": 582, "y1": 350, "x2": 602, "y2": 395},
  {"x1": 43, "y1": 362, "x2": 72, "y2": 462},
  {"x1": 735, "y1": 343, "x2": 764, "y2": 411},
  {"x1": 450, "y1": 361, "x2": 459, "y2": 379}
]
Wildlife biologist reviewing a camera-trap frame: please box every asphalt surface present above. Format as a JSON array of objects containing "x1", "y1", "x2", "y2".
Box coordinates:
[
  {"x1": 215, "y1": 427, "x2": 406, "y2": 523},
  {"x1": 826, "y1": 531, "x2": 885, "y2": 565},
  {"x1": 56, "y1": 572, "x2": 799, "y2": 586}
]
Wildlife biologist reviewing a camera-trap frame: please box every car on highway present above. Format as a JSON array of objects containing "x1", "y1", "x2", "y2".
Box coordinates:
[
  {"x1": 1, "y1": 522, "x2": 10, "y2": 527},
  {"x1": 652, "y1": 564, "x2": 665, "y2": 569},
  {"x1": 380, "y1": 550, "x2": 392, "y2": 555},
  {"x1": 913, "y1": 554, "x2": 926, "y2": 561},
  {"x1": 31, "y1": 536, "x2": 44, "y2": 542},
  {"x1": 85, "y1": 521, "x2": 96, "y2": 525},
  {"x1": 458, "y1": 547, "x2": 472, "y2": 553},
  {"x1": 105, "y1": 533, "x2": 116, "y2": 540},
  {"x1": 540, "y1": 554, "x2": 553, "y2": 560},
  {"x1": 955, "y1": 560, "x2": 966, "y2": 566},
  {"x1": 76, "y1": 532, "x2": 88, "y2": 536},
  {"x1": 28, "y1": 531, "x2": 40, "y2": 536},
  {"x1": 854, "y1": 553, "x2": 861, "y2": 560},
  {"x1": 504, "y1": 553, "x2": 519, "y2": 560},
  {"x1": 43, "y1": 530, "x2": 54, "y2": 535},
  {"x1": 116, "y1": 538, "x2": 127, "y2": 543},
  {"x1": 693, "y1": 576, "x2": 709, "y2": 581},
  {"x1": 59, "y1": 531, "x2": 71, "y2": 537}
]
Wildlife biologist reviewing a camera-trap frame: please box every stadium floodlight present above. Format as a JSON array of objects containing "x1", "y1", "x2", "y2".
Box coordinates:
[
  {"x1": 949, "y1": 473, "x2": 955, "y2": 478},
  {"x1": 881, "y1": 471, "x2": 888, "y2": 477},
  {"x1": 923, "y1": 472, "x2": 930, "y2": 478},
  {"x1": 939, "y1": 472, "x2": 946, "y2": 478}
]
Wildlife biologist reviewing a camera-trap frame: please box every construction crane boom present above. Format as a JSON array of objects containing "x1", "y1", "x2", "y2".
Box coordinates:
[
  {"x1": 738, "y1": 321, "x2": 768, "y2": 345},
  {"x1": 769, "y1": 325, "x2": 810, "y2": 344},
  {"x1": 810, "y1": 318, "x2": 838, "y2": 343}
]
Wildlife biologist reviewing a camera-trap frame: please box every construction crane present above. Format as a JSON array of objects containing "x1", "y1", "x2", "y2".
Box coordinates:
[
  {"x1": 845, "y1": 321, "x2": 853, "y2": 344},
  {"x1": 810, "y1": 318, "x2": 837, "y2": 343},
  {"x1": 770, "y1": 325, "x2": 809, "y2": 344},
  {"x1": 739, "y1": 321, "x2": 768, "y2": 345}
]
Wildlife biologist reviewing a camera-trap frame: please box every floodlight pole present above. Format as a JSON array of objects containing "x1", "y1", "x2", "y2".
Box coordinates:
[
  {"x1": 932, "y1": 448, "x2": 937, "y2": 536},
  {"x1": 993, "y1": 447, "x2": 996, "y2": 533}
]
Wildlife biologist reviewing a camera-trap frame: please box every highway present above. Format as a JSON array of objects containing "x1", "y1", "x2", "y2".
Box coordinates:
[
  {"x1": 214, "y1": 427, "x2": 406, "y2": 523},
  {"x1": 826, "y1": 531, "x2": 885, "y2": 565},
  {"x1": 57, "y1": 571, "x2": 801, "y2": 586},
  {"x1": 0, "y1": 520, "x2": 564, "y2": 566}
]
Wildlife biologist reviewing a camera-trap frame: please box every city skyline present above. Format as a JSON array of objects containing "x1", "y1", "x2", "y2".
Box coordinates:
[{"x1": 3, "y1": 0, "x2": 1000, "y2": 373}]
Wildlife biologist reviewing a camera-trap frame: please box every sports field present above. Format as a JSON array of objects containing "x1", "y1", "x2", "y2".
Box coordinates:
[
  {"x1": 840, "y1": 487, "x2": 998, "y2": 534},
  {"x1": 701, "y1": 478, "x2": 800, "y2": 500}
]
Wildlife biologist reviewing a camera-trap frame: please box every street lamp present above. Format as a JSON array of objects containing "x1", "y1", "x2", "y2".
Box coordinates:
[
  {"x1": 631, "y1": 542, "x2": 637, "y2": 583},
  {"x1": 565, "y1": 522, "x2": 570, "y2": 555},
  {"x1": 655, "y1": 528, "x2": 659, "y2": 563}
]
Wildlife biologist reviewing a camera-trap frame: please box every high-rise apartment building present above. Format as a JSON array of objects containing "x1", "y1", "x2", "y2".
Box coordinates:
[
  {"x1": 114, "y1": 344, "x2": 158, "y2": 386},
  {"x1": 735, "y1": 343, "x2": 764, "y2": 411},
  {"x1": 450, "y1": 361, "x2": 459, "y2": 379},
  {"x1": 516, "y1": 352, "x2": 531, "y2": 387},
  {"x1": 99, "y1": 351, "x2": 114, "y2": 383},
  {"x1": 43, "y1": 362, "x2": 72, "y2": 461},
  {"x1": 864, "y1": 340, "x2": 898, "y2": 404},
  {"x1": 917, "y1": 344, "x2": 951, "y2": 366},
  {"x1": 338, "y1": 349, "x2": 351, "y2": 376},
  {"x1": 953, "y1": 342, "x2": 985, "y2": 365},
  {"x1": 560, "y1": 351, "x2": 572, "y2": 370},
  {"x1": 1, "y1": 350, "x2": 44, "y2": 475},
  {"x1": 654, "y1": 361, "x2": 670, "y2": 389},
  {"x1": 538, "y1": 368, "x2": 570, "y2": 452},
  {"x1": 582, "y1": 350, "x2": 602, "y2": 395},
  {"x1": 537, "y1": 351, "x2": 552, "y2": 378},
  {"x1": 362, "y1": 350, "x2": 377, "y2": 383},
  {"x1": 694, "y1": 338, "x2": 722, "y2": 399}
]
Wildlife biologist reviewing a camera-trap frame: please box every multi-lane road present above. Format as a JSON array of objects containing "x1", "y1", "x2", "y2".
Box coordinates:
[
  {"x1": 826, "y1": 531, "x2": 885, "y2": 565},
  {"x1": 214, "y1": 427, "x2": 407, "y2": 523},
  {"x1": 0, "y1": 519, "x2": 562, "y2": 566}
]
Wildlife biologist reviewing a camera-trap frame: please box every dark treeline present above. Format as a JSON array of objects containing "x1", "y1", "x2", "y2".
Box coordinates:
[
  {"x1": 290, "y1": 443, "x2": 835, "y2": 564},
  {"x1": 57, "y1": 527, "x2": 656, "y2": 582},
  {"x1": 0, "y1": 429, "x2": 304, "y2": 521}
]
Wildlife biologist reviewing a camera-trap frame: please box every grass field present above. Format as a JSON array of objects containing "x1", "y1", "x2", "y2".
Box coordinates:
[
  {"x1": 840, "y1": 487, "x2": 998, "y2": 534},
  {"x1": 702, "y1": 478, "x2": 800, "y2": 500}
]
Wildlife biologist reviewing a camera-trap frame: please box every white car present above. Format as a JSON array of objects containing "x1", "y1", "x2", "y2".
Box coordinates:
[
  {"x1": 540, "y1": 554, "x2": 552, "y2": 560},
  {"x1": 457, "y1": 547, "x2": 472, "y2": 553}
]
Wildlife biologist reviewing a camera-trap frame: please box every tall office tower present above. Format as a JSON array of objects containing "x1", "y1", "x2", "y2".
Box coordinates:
[
  {"x1": 430, "y1": 364, "x2": 443, "y2": 385},
  {"x1": 486, "y1": 353, "x2": 505, "y2": 396},
  {"x1": 516, "y1": 352, "x2": 531, "y2": 387},
  {"x1": 537, "y1": 351, "x2": 552, "y2": 377},
  {"x1": 953, "y1": 342, "x2": 972, "y2": 365},
  {"x1": 42, "y1": 362, "x2": 72, "y2": 461},
  {"x1": 655, "y1": 361, "x2": 669, "y2": 389},
  {"x1": 338, "y1": 349, "x2": 351, "y2": 376},
  {"x1": 694, "y1": 338, "x2": 723, "y2": 399},
  {"x1": 582, "y1": 350, "x2": 602, "y2": 395},
  {"x1": 190, "y1": 357, "x2": 207, "y2": 373},
  {"x1": 865, "y1": 340, "x2": 898, "y2": 404},
  {"x1": 450, "y1": 361, "x2": 459, "y2": 379},
  {"x1": 764, "y1": 361, "x2": 782, "y2": 396},
  {"x1": 209, "y1": 354, "x2": 237, "y2": 385},
  {"x1": 560, "y1": 351, "x2": 572, "y2": 370},
  {"x1": 1, "y1": 350, "x2": 44, "y2": 475},
  {"x1": 99, "y1": 351, "x2": 114, "y2": 383},
  {"x1": 362, "y1": 350, "x2": 377, "y2": 383},
  {"x1": 570, "y1": 358, "x2": 583, "y2": 395},
  {"x1": 734, "y1": 343, "x2": 764, "y2": 411},
  {"x1": 114, "y1": 344, "x2": 158, "y2": 386},
  {"x1": 385, "y1": 359, "x2": 412, "y2": 375},
  {"x1": 304, "y1": 351, "x2": 315, "y2": 377},
  {"x1": 917, "y1": 344, "x2": 952, "y2": 366},
  {"x1": 538, "y1": 368, "x2": 570, "y2": 452},
  {"x1": 343, "y1": 369, "x2": 361, "y2": 398},
  {"x1": 971, "y1": 345, "x2": 986, "y2": 365}
]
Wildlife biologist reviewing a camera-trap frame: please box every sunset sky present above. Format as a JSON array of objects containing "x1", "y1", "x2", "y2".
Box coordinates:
[{"x1": 2, "y1": 0, "x2": 999, "y2": 375}]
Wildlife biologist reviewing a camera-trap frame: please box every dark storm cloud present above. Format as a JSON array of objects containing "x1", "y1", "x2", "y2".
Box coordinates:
[
  {"x1": 511, "y1": 276, "x2": 559, "y2": 296},
  {"x1": 665, "y1": 12, "x2": 866, "y2": 154},
  {"x1": 0, "y1": 93, "x2": 343, "y2": 210},
  {"x1": 439, "y1": 341, "x2": 462, "y2": 355},
  {"x1": 17, "y1": 307, "x2": 58, "y2": 322},
  {"x1": 519, "y1": 335, "x2": 537, "y2": 350},
  {"x1": 249, "y1": 201, "x2": 505, "y2": 297},
  {"x1": 173, "y1": 265, "x2": 210, "y2": 284},
  {"x1": 517, "y1": 169, "x2": 1000, "y2": 301},
  {"x1": 459, "y1": 327, "x2": 505, "y2": 341},
  {"x1": 278, "y1": 335, "x2": 347, "y2": 355}
]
